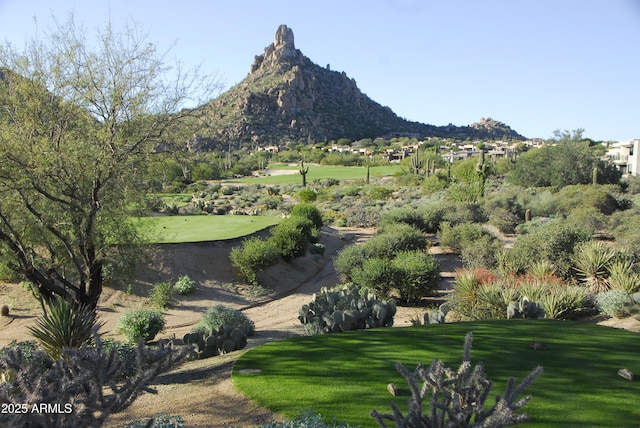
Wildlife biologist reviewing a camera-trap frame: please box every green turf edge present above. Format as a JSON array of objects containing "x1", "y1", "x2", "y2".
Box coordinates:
[
  {"x1": 229, "y1": 165, "x2": 401, "y2": 185},
  {"x1": 233, "y1": 320, "x2": 640, "y2": 428},
  {"x1": 131, "y1": 215, "x2": 281, "y2": 243}
]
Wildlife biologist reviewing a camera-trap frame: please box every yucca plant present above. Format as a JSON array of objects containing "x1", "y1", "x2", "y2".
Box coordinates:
[
  {"x1": 573, "y1": 241, "x2": 616, "y2": 293},
  {"x1": 495, "y1": 248, "x2": 527, "y2": 276},
  {"x1": 607, "y1": 259, "x2": 640, "y2": 294},
  {"x1": 28, "y1": 296, "x2": 101, "y2": 360},
  {"x1": 528, "y1": 260, "x2": 557, "y2": 280}
]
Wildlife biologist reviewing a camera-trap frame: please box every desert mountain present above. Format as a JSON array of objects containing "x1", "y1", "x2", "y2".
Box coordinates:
[{"x1": 197, "y1": 25, "x2": 525, "y2": 147}]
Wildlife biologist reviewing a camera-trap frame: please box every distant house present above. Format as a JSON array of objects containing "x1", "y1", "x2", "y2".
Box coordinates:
[{"x1": 606, "y1": 139, "x2": 640, "y2": 176}]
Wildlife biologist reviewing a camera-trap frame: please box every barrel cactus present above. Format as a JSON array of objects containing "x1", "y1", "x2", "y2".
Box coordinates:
[{"x1": 299, "y1": 284, "x2": 396, "y2": 334}]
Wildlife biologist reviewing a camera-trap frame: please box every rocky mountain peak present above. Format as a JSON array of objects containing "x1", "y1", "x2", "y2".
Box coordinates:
[
  {"x1": 250, "y1": 25, "x2": 301, "y2": 74},
  {"x1": 199, "y1": 25, "x2": 525, "y2": 148}
]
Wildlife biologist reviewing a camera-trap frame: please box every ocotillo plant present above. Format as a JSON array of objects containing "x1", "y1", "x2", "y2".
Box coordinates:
[{"x1": 299, "y1": 160, "x2": 309, "y2": 187}]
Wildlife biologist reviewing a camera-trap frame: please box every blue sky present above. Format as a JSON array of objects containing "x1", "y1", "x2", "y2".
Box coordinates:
[{"x1": 1, "y1": 0, "x2": 638, "y2": 141}]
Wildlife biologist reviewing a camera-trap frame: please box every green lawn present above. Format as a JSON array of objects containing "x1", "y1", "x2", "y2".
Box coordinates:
[
  {"x1": 229, "y1": 164, "x2": 401, "y2": 185},
  {"x1": 233, "y1": 320, "x2": 640, "y2": 427},
  {"x1": 132, "y1": 215, "x2": 280, "y2": 243}
]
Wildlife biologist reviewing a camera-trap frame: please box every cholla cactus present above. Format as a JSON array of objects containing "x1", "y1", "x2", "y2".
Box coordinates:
[
  {"x1": 0, "y1": 330, "x2": 192, "y2": 427},
  {"x1": 371, "y1": 332, "x2": 543, "y2": 428}
]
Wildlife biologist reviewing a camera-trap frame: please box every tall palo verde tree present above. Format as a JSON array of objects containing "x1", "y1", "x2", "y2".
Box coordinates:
[{"x1": 0, "y1": 17, "x2": 220, "y2": 308}]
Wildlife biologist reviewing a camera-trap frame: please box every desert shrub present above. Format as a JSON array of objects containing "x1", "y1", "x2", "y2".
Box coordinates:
[
  {"x1": 441, "y1": 202, "x2": 487, "y2": 225},
  {"x1": 116, "y1": 309, "x2": 166, "y2": 343},
  {"x1": 368, "y1": 186, "x2": 393, "y2": 200},
  {"x1": 299, "y1": 284, "x2": 396, "y2": 334},
  {"x1": 380, "y1": 208, "x2": 428, "y2": 232},
  {"x1": 192, "y1": 304, "x2": 255, "y2": 336},
  {"x1": 290, "y1": 203, "x2": 323, "y2": 229},
  {"x1": 419, "y1": 204, "x2": 448, "y2": 233},
  {"x1": 148, "y1": 281, "x2": 175, "y2": 309},
  {"x1": 525, "y1": 188, "x2": 557, "y2": 217},
  {"x1": 607, "y1": 208, "x2": 640, "y2": 257},
  {"x1": 511, "y1": 220, "x2": 591, "y2": 280},
  {"x1": 230, "y1": 237, "x2": 280, "y2": 285},
  {"x1": 351, "y1": 257, "x2": 396, "y2": 298},
  {"x1": 173, "y1": 275, "x2": 196, "y2": 295},
  {"x1": 0, "y1": 256, "x2": 21, "y2": 282},
  {"x1": 371, "y1": 332, "x2": 543, "y2": 427},
  {"x1": 124, "y1": 413, "x2": 185, "y2": 428},
  {"x1": 437, "y1": 222, "x2": 493, "y2": 251},
  {"x1": 421, "y1": 172, "x2": 449, "y2": 193},
  {"x1": 297, "y1": 187, "x2": 317, "y2": 202},
  {"x1": 555, "y1": 184, "x2": 619, "y2": 216},
  {"x1": 460, "y1": 234, "x2": 501, "y2": 269},
  {"x1": 596, "y1": 290, "x2": 634, "y2": 318},
  {"x1": 101, "y1": 339, "x2": 137, "y2": 381},
  {"x1": 343, "y1": 202, "x2": 381, "y2": 227},
  {"x1": 566, "y1": 206, "x2": 607, "y2": 233},
  {"x1": 484, "y1": 189, "x2": 525, "y2": 234},
  {"x1": 334, "y1": 244, "x2": 368, "y2": 282},
  {"x1": 28, "y1": 297, "x2": 100, "y2": 360},
  {"x1": 260, "y1": 410, "x2": 357, "y2": 428},
  {"x1": 391, "y1": 250, "x2": 440, "y2": 303},
  {"x1": 367, "y1": 223, "x2": 428, "y2": 258},
  {"x1": 269, "y1": 216, "x2": 314, "y2": 260}
]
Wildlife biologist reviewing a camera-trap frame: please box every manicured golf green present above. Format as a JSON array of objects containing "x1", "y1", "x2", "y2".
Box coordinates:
[
  {"x1": 230, "y1": 164, "x2": 401, "y2": 185},
  {"x1": 233, "y1": 320, "x2": 640, "y2": 427},
  {"x1": 133, "y1": 215, "x2": 280, "y2": 243}
]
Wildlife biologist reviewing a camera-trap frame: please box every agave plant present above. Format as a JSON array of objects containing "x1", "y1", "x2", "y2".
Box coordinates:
[
  {"x1": 28, "y1": 296, "x2": 101, "y2": 360},
  {"x1": 573, "y1": 240, "x2": 616, "y2": 293}
]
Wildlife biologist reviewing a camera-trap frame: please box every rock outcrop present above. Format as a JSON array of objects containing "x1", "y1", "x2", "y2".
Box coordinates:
[{"x1": 197, "y1": 25, "x2": 525, "y2": 148}]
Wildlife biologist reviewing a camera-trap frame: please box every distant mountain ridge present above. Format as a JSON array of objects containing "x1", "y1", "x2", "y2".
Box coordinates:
[{"x1": 196, "y1": 25, "x2": 525, "y2": 147}]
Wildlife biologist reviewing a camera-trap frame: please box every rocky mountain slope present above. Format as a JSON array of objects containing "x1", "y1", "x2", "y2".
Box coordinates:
[{"x1": 197, "y1": 25, "x2": 525, "y2": 148}]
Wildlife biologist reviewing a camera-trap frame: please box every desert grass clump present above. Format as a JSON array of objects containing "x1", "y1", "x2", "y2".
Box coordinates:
[{"x1": 370, "y1": 332, "x2": 543, "y2": 427}]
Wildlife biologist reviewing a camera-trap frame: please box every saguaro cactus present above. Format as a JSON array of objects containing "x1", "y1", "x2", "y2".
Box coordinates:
[
  {"x1": 410, "y1": 151, "x2": 424, "y2": 175},
  {"x1": 299, "y1": 160, "x2": 309, "y2": 187}
]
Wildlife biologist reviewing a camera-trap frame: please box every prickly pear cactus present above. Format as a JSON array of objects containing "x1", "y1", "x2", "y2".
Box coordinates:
[
  {"x1": 299, "y1": 284, "x2": 396, "y2": 334},
  {"x1": 506, "y1": 296, "x2": 543, "y2": 319},
  {"x1": 183, "y1": 320, "x2": 254, "y2": 359}
]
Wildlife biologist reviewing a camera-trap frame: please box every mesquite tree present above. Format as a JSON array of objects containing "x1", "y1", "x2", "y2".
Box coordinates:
[{"x1": 0, "y1": 17, "x2": 219, "y2": 308}]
